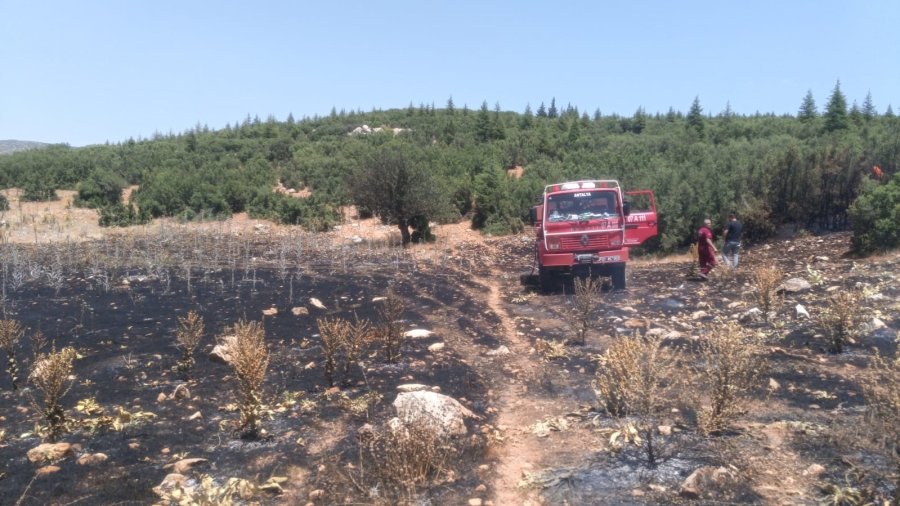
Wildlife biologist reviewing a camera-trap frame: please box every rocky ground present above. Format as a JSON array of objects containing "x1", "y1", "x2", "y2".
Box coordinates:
[{"x1": 0, "y1": 217, "x2": 897, "y2": 505}]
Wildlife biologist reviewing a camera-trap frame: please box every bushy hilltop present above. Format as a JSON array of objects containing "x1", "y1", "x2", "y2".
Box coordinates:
[{"x1": 1, "y1": 87, "x2": 898, "y2": 253}]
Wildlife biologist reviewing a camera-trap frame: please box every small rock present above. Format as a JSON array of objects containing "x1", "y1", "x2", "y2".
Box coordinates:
[
  {"x1": 658, "y1": 425, "x2": 672, "y2": 436},
  {"x1": 468, "y1": 499, "x2": 483, "y2": 506},
  {"x1": 77, "y1": 453, "x2": 109, "y2": 466},
  {"x1": 157, "y1": 392, "x2": 168, "y2": 403},
  {"x1": 475, "y1": 484, "x2": 487, "y2": 492},
  {"x1": 309, "y1": 298, "x2": 326, "y2": 310},
  {"x1": 404, "y1": 329, "x2": 433, "y2": 339},
  {"x1": 27, "y1": 442, "x2": 74, "y2": 463},
  {"x1": 803, "y1": 463, "x2": 826, "y2": 477},
  {"x1": 624, "y1": 318, "x2": 647, "y2": 329},
  {"x1": 188, "y1": 411, "x2": 202, "y2": 421},
  {"x1": 631, "y1": 489, "x2": 646, "y2": 497},
  {"x1": 861, "y1": 318, "x2": 886, "y2": 333},
  {"x1": 795, "y1": 304, "x2": 810, "y2": 319},
  {"x1": 36, "y1": 465, "x2": 61, "y2": 477},
  {"x1": 691, "y1": 310, "x2": 709, "y2": 320},
  {"x1": 648, "y1": 484, "x2": 667, "y2": 493},
  {"x1": 166, "y1": 458, "x2": 209, "y2": 474},
  {"x1": 679, "y1": 466, "x2": 733, "y2": 499},
  {"x1": 303, "y1": 361, "x2": 316, "y2": 370},
  {"x1": 262, "y1": 307, "x2": 278, "y2": 316},
  {"x1": 739, "y1": 307, "x2": 764, "y2": 323},
  {"x1": 291, "y1": 307, "x2": 309, "y2": 316},
  {"x1": 486, "y1": 345, "x2": 510, "y2": 356},
  {"x1": 172, "y1": 384, "x2": 191, "y2": 400},
  {"x1": 778, "y1": 278, "x2": 812, "y2": 294},
  {"x1": 768, "y1": 378, "x2": 781, "y2": 391},
  {"x1": 309, "y1": 489, "x2": 325, "y2": 499},
  {"x1": 428, "y1": 342, "x2": 445, "y2": 352}
]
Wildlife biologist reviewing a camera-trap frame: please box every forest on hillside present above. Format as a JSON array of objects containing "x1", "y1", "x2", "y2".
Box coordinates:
[{"x1": 1, "y1": 82, "x2": 899, "y2": 253}]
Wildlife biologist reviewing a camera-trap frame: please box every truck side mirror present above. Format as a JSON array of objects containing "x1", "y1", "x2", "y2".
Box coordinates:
[
  {"x1": 622, "y1": 201, "x2": 631, "y2": 216},
  {"x1": 529, "y1": 206, "x2": 539, "y2": 225}
]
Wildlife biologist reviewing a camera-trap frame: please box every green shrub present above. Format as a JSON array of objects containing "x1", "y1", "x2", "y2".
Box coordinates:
[
  {"x1": 0, "y1": 193, "x2": 8, "y2": 211},
  {"x1": 849, "y1": 174, "x2": 900, "y2": 254},
  {"x1": 99, "y1": 203, "x2": 149, "y2": 227}
]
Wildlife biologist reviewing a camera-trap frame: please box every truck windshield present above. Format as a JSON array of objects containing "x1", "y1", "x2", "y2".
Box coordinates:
[{"x1": 546, "y1": 191, "x2": 616, "y2": 222}]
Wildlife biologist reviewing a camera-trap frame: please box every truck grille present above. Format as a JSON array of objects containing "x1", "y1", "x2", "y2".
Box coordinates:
[{"x1": 559, "y1": 234, "x2": 609, "y2": 250}]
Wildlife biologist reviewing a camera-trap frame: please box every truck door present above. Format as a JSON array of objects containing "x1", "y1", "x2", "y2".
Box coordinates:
[{"x1": 624, "y1": 190, "x2": 658, "y2": 246}]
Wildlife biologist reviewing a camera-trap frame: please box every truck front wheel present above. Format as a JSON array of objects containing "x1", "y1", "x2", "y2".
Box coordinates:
[
  {"x1": 610, "y1": 263, "x2": 626, "y2": 290},
  {"x1": 538, "y1": 266, "x2": 555, "y2": 293}
]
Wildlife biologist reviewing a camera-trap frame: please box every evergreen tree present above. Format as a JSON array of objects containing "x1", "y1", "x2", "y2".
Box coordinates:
[
  {"x1": 686, "y1": 96, "x2": 705, "y2": 136},
  {"x1": 475, "y1": 101, "x2": 492, "y2": 142},
  {"x1": 520, "y1": 104, "x2": 534, "y2": 129},
  {"x1": 849, "y1": 101, "x2": 863, "y2": 126},
  {"x1": 548, "y1": 98, "x2": 558, "y2": 118},
  {"x1": 593, "y1": 108, "x2": 602, "y2": 122},
  {"x1": 798, "y1": 90, "x2": 817, "y2": 122},
  {"x1": 886, "y1": 104, "x2": 895, "y2": 117},
  {"x1": 862, "y1": 91, "x2": 876, "y2": 120},
  {"x1": 446, "y1": 96, "x2": 455, "y2": 116},
  {"x1": 537, "y1": 102, "x2": 547, "y2": 117},
  {"x1": 824, "y1": 80, "x2": 849, "y2": 132}
]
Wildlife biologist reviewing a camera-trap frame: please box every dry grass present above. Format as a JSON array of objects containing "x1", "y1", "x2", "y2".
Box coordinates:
[
  {"x1": 569, "y1": 276, "x2": 603, "y2": 345},
  {"x1": 859, "y1": 351, "x2": 900, "y2": 503},
  {"x1": 817, "y1": 291, "x2": 865, "y2": 354},
  {"x1": 174, "y1": 310, "x2": 204, "y2": 376},
  {"x1": 534, "y1": 338, "x2": 568, "y2": 360},
  {"x1": 29, "y1": 346, "x2": 77, "y2": 441},
  {"x1": 750, "y1": 265, "x2": 783, "y2": 321},
  {"x1": 225, "y1": 320, "x2": 270, "y2": 438},
  {"x1": 592, "y1": 332, "x2": 679, "y2": 465},
  {"x1": 694, "y1": 321, "x2": 767, "y2": 435},
  {"x1": 341, "y1": 317, "x2": 374, "y2": 383},
  {"x1": 0, "y1": 318, "x2": 24, "y2": 390},
  {"x1": 375, "y1": 287, "x2": 405, "y2": 363}
]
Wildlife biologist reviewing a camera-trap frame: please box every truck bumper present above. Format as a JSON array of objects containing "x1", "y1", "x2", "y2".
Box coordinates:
[{"x1": 540, "y1": 248, "x2": 629, "y2": 268}]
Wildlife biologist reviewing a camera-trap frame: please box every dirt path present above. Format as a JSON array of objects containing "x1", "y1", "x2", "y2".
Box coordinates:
[{"x1": 481, "y1": 268, "x2": 545, "y2": 505}]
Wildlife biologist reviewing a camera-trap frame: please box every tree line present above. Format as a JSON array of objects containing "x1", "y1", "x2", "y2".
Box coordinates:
[{"x1": 1, "y1": 82, "x2": 898, "y2": 253}]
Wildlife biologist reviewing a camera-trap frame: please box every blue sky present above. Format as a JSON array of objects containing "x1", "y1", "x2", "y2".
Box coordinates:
[{"x1": 1, "y1": 1, "x2": 898, "y2": 147}]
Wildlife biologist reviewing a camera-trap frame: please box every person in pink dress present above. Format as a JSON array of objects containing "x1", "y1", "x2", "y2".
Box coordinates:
[{"x1": 697, "y1": 218, "x2": 718, "y2": 278}]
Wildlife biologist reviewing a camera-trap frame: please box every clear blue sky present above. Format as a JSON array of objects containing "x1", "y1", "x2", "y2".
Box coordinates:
[{"x1": 1, "y1": 1, "x2": 898, "y2": 147}]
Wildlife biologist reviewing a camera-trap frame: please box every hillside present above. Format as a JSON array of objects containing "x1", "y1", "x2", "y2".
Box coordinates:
[{"x1": 0, "y1": 139, "x2": 49, "y2": 155}]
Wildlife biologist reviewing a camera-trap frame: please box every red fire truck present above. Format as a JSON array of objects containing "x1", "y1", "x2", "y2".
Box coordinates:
[{"x1": 529, "y1": 180, "x2": 657, "y2": 291}]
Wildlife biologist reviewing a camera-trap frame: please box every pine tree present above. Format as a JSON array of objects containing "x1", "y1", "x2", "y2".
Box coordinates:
[
  {"x1": 686, "y1": 96, "x2": 705, "y2": 136},
  {"x1": 520, "y1": 104, "x2": 534, "y2": 129},
  {"x1": 861, "y1": 91, "x2": 876, "y2": 120},
  {"x1": 885, "y1": 104, "x2": 895, "y2": 117},
  {"x1": 537, "y1": 102, "x2": 547, "y2": 117},
  {"x1": 475, "y1": 101, "x2": 492, "y2": 142},
  {"x1": 446, "y1": 96, "x2": 455, "y2": 116},
  {"x1": 798, "y1": 90, "x2": 817, "y2": 122},
  {"x1": 548, "y1": 98, "x2": 558, "y2": 118},
  {"x1": 824, "y1": 80, "x2": 849, "y2": 132}
]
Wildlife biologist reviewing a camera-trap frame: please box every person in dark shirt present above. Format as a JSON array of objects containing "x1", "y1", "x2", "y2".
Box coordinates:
[{"x1": 722, "y1": 213, "x2": 743, "y2": 268}]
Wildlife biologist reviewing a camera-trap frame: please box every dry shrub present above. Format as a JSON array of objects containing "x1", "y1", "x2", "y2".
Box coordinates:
[
  {"x1": 360, "y1": 419, "x2": 456, "y2": 501},
  {"x1": 534, "y1": 338, "x2": 568, "y2": 360},
  {"x1": 859, "y1": 351, "x2": 900, "y2": 503},
  {"x1": 226, "y1": 320, "x2": 269, "y2": 438},
  {"x1": 375, "y1": 288, "x2": 405, "y2": 363},
  {"x1": 0, "y1": 318, "x2": 24, "y2": 390},
  {"x1": 175, "y1": 310, "x2": 204, "y2": 376},
  {"x1": 694, "y1": 321, "x2": 767, "y2": 435},
  {"x1": 570, "y1": 276, "x2": 602, "y2": 345},
  {"x1": 29, "y1": 346, "x2": 77, "y2": 441},
  {"x1": 593, "y1": 332, "x2": 679, "y2": 465},
  {"x1": 341, "y1": 317, "x2": 374, "y2": 383},
  {"x1": 317, "y1": 317, "x2": 350, "y2": 387},
  {"x1": 750, "y1": 265, "x2": 782, "y2": 320},
  {"x1": 818, "y1": 291, "x2": 864, "y2": 354}
]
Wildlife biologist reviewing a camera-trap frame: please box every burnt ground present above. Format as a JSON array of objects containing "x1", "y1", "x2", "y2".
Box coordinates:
[{"x1": 0, "y1": 229, "x2": 898, "y2": 505}]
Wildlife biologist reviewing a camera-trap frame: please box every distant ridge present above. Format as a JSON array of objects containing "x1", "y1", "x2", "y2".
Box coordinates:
[{"x1": 0, "y1": 140, "x2": 50, "y2": 155}]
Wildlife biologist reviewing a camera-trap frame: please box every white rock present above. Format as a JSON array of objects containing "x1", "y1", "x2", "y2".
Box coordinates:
[
  {"x1": 309, "y1": 298, "x2": 326, "y2": 310},
  {"x1": 778, "y1": 278, "x2": 812, "y2": 293},
  {"x1": 795, "y1": 304, "x2": 810, "y2": 319},
  {"x1": 862, "y1": 318, "x2": 886, "y2": 333},
  {"x1": 428, "y1": 342, "x2": 445, "y2": 352},
  {"x1": 404, "y1": 329, "x2": 433, "y2": 339},
  {"x1": 397, "y1": 384, "x2": 430, "y2": 393},
  {"x1": 393, "y1": 391, "x2": 475, "y2": 436},
  {"x1": 486, "y1": 345, "x2": 510, "y2": 356}
]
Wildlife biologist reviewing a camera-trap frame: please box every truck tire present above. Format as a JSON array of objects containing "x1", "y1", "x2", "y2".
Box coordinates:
[
  {"x1": 611, "y1": 263, "x2": 626, "y2": 290},
  {"x1": 538, "y1": 266, "x2": 555, "y2": 293}
]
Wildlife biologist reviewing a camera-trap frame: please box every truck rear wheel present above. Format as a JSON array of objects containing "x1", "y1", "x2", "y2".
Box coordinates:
[{"x1": 611, "y1": 263, "x2": 626, "y2": 290}]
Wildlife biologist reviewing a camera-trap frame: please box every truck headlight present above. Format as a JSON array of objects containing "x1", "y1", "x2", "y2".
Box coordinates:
[
  {"x1": 547, "y1": 237, "x2": 560, "y2": 250},
  {"x1": 610, "y1": 237, "x2": 622, "y2": 247}
]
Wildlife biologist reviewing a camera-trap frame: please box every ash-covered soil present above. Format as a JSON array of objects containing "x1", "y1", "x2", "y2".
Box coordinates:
[{"x1": 0, "y1": 229, "x2": 897, "y2": 505}]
